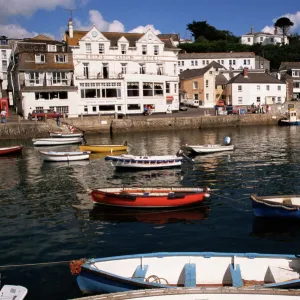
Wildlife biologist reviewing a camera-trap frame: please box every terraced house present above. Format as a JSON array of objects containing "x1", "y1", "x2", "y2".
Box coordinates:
[
  {"x1": 8, "y1": 35, "x2": 76, "y2": 119},
  {"x1": 63, "y1": 19, "x2": 180, "y2": 115}
]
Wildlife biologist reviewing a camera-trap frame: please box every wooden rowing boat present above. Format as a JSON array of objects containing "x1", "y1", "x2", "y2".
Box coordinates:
[
  {"x1": 32, "y1": 137, "x2": 83, "y2": 146},
  {"x1": 0, "y1": 145, "x2": 23, "y2": 155},
  {"x1": 71, "y1": 251, "x2": 300, "y2": 294},
  {"x1": 90, "y1": 187, "x2": 210, "y2": 208},
  {"x1": 181, "y1": 144, "x2": 234, "y2": 154},
  {"x1": 80, "y1": 141, "x2": 128, "y2": 153},
  {"x1": 39, "y1": 151, "x2": 90, "y2": 162},
  {"x1": 49, "y1": 131, "x2": 83, "y2": 138}
]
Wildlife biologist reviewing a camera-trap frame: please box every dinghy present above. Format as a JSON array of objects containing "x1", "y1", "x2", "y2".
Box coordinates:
[
  {"x1": 0, "y1": 285, "x2": 28, "y2": 300},
  {"x1": 71, "y1": 287, "x2": 300, "y2": 300},
  {"x1": 80, "y1": 141, "x2": 128, "y2": 153},
  {"x1": 91, "y1": 187, "x2": 210, "y2": 208},
  {"x1": 32, "y1": 137, "x2": 83, "y2": 146},
  {"x1": 181, "y1": 136, "x2": 234, "y2": 155},
  {"x1": 106, "y1": 154, "x2": 183, "y2": 170},
  {"x1": 49, "y1": 131, "x2": 83, "y2": 138},
  {"x1": 251, "y1": 194, "x2": 300, "y2": 219},
  {"x1": 0, "y1": 145, "x2": 23, "y2": 155},
  {"x1": 39, "y1": 151, "x2": 91, "y2": 162},
  {"x1": 71, "y1": 251, "x2": 300, "y2": 294}
]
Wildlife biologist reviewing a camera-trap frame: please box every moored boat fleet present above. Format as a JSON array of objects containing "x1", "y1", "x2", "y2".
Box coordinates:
[{"x1": 4, "y1": 131, "x2": 300, "y2": 300}]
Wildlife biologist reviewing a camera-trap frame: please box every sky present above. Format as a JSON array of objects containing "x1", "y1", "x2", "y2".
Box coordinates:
[{"x1": 1, "y1": 0, "x2": 300, "y2": 40}]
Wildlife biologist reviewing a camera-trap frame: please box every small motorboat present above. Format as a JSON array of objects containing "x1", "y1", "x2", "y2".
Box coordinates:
[
  {"x1": 278, "y1": 109, "x2": 300, "y2": 126},
  {"x1": 32, "y1": 137, "x2": 83, "y2": 146},
  {"x1": 49, "y1": 131, "x2": 83, "y2": 138},
  {"x1": 90, "y1": 187, "x2": 210, "y2": 208},
  {"x1": 182, "y1": 136, "x2": 234, "y2": 155},
  {"x1": 39, "y1": 151, "x2": 91, "y2": 162},
  {"x1": 68, "y1": 287, "x2": 300, "y2": 300},
  {"x1": 71, "y1": 251, "x2": 300, "y2": 294},
  {"x1": 106, "y1": 154, "x2": 184, "y2": 170},
  {"x1": 80, "y1": 141, "x2": 128, "y2": 153},
  {"x1": 0, "y1": 145, "x2": 23, "y2": 155},
  {"x1": 0, "y1": 285, "x2": 28, "y2": 300},
  {"x1": 251, "y1": 194, "x2": 300, "y2": 219}
]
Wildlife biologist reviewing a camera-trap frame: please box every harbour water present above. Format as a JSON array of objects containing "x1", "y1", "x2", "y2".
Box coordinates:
[{"x1": 1, "y1": 125, "x2": 300, "y2": 299}]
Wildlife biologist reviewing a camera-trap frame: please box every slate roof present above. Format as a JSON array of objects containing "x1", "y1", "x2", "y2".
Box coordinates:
[
  {"x1": 216, "y1": 73, "x2": 228, "y2": 85},
  {"x1": 227, "y1": 72, "x2": 284, "y2": 84},
  {"x1": 244, "y1": 32, "x2": 273, "y2": 36},
  {"x1": 64, "y1": 30, "x2": 179, "y2": 49},
  {"x1": 179, "y1": 62, "x2": 224, "y2": 80},
  {"x1": 279, "y1": 62, "x2": 300, "y2": 71},
  {"x1": 179, "y1": 52, "x2": 255, "y2": 59},
  {"x1": 157, "y1": 34, "x2": 180, "y2": 41}
]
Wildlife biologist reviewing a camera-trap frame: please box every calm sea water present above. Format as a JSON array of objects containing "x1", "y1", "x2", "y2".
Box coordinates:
[{"x1": 1, "y1": 125, "x2": 300, "y2": 299}]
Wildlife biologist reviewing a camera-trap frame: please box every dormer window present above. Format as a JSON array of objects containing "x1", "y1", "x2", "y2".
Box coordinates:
[
  {"x1": 142, "y1": 45, "x2": 147, "y2": 55},
  {"x1": 154, "y1": 45, "x2": 159, "y2": 55},
  {"x1": 35, "y1": 54, "x2": 45, "y2": 64},
  {"x1": 121, "y1": 44, "x2": 126, "y2": 54},
  {"x1": 55, "y1": 55, "x2": 68, "y2": 63},
  {"x1": 47, "y1": 45, "x2": 57, "y2": 52}
]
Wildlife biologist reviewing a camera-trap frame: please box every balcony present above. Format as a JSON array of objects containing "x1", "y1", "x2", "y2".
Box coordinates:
[
  {"x1": 21, "y1": 79, "x2": 73, "y2": 88},
  {"x1": 76, "y1": 73, "x2": 124, "y2": 80}
]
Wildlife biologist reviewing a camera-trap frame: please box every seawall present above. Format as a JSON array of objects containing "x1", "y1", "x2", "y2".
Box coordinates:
[{"x1": 0, "y1": 114, "x2": 283, "y2": 139}]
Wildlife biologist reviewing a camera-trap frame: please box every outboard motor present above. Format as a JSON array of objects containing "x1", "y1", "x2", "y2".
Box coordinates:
[{"x1": 224, "y1": 136, "x2": 231, "y2": 145}]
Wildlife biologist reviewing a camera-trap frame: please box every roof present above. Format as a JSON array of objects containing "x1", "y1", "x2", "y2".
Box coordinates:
[
  {"x1": 64, "y1": 30, "x2": 178, "y2": 49},
  {"x1": 22, "y1": 86, "x2": 77, "y2": 92},
  {"x1": 279, "y1": 62, "x2": 300, "y2": 71},
  {"x1": 27, "y1": 34, "x2": 54, "y2": 41},
  {"x1": 280, "y1": 73, "x2": 293, "y2": 80},
  {"x1": 157, "y1": 34, "x2": 180, "y2": 41},
  {"x1": 179, "y1": 62, "x2": 223, "y2": 80},
  {"x1": 227, "y1": 72, "x2": 285, "y2": 84},
  {"x1": 179, "y1": 52, "x2": 255, "y2": 59},
  {"x1": 216, "y1": 73, "x2": 228, "y2": 85},
  {"x1": 244, "y1": 32, "x2": 273, "y2": 36}
]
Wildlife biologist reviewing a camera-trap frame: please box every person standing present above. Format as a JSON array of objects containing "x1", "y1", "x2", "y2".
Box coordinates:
[
  {"x1": 1, "y1": 108, "x2": 7, "y2": 123},
  {"x1": 56, "y1": 113, "x2": 61, "y2": 127}
]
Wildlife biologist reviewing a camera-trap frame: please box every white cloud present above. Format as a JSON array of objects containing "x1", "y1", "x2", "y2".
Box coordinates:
[
  {"x1": 0, "y1": 24, "x2": 38, "y2": 39},
  {"x1": 262, "y1": 11, "x2": 300, "y2": 33},
  {"x1": 0, "y1": 0, "x2": 75, "y2": 19},
  {"x1": 129, "y1": 24, "x2": 161, "y2": 35}
]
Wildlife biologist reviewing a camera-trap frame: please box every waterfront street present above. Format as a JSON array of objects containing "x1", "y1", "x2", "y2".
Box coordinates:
[{"x1": 1, "y1": 125, "x2": 300, "y2": 299}]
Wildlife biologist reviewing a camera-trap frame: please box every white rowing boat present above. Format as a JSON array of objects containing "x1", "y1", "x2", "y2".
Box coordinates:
[
  {"x1": 32, "y1": 137, "x2": 83, "y2": 146},
  {"x1": 49, "y1": 131, "x2": 83, "y2": 138},
  {"x1": 182, "y1": 143, "x2": 235, "y2": 154},
  {"x1": 0, "y1": 285, "x2": 28, "y2": 300},
  {"x1": 39, "y1": 151, "x2": 90, "y2": 162}
]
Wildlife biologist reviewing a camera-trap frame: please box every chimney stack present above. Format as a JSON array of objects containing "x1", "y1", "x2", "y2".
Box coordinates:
[
  {"x1": 243, "y1": 68, "x2": 249, "y2": 78},
  {"x1": 251, "y1": 27, "x2": 254, "y2": 34},
  {"x1": 274, "y1": 26, "x2": 278, "y2": 35},
  {"x1": 68, "y1": 18, "x2": 73, "y2": 38}
]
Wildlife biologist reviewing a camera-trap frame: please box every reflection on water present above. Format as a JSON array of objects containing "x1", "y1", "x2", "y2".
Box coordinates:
[
  {"x1": 89, "y1": 205, "x2": 210, "y2": 225},
  {"x1": 3, "y1": 126, "x2": 300, "y2": 299}
]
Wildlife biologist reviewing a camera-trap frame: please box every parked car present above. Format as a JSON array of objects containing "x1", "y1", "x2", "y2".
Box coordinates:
[
  {"x1": 28, "y1": 109, "x2": 63, "y2": 121},
  {"x1": 179, "y1": 103, "x2": 188, "y2": 111}
]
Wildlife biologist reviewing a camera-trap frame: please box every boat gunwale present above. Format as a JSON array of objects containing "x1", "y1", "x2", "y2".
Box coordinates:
[
  {"x1": 39, "y1": 151, "x2": 91, "y2": 157},
  {"x1": 251, "y1": 194, "x2": 300, "y2": 209}
]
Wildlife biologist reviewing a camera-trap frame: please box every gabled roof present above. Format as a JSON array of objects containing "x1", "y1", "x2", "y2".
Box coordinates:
[
  {"x1": 227, "y1": 71, "x2": 284, "y2": 84},
  {"x1": 279, "y1": 62, "x2": 300, "y2": 71},
  {"x1": 157, "y1": 34, "x2": 180, "y2": 41},
  {"x1": 64, "y1": 30, "x2": 178, "y2": 49},
  {"x1": 244, "y1": 32, "x2": 273, "y2": 36},
  {"x1": 179, "y1": 62, "x2": 222, "y2": 80},
  {"x1": 28, "y1": 34, "x2": 54, "y2": 41},
  {"x1": 216, "y1": 73, "x2": 228, "y2": 85},
  {"x1": 179, "y1": 52, "x2": 255, "y2": 59}
]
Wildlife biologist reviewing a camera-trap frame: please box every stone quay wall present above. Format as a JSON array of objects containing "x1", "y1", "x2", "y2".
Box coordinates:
[{"x1": 0, "y1": 113, "x2": 284, "y2": 139}]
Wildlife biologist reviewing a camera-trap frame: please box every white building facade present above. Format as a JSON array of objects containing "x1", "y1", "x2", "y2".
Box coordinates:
[
  {"x1": 178, "y1": 52, "x2": 256, "y2": 73},
  {"x1": 241, "y1": 27, "x2": 288, "y2": 45},
  {"x1": 227, "y1": 69, "x2": 286, "y2": 106},
  {"x1": 279, "y1": 62, "x2": 300, "y2": 99},
  {"x1": 0, "y1": 39, "x2": 12, "y2": 97},
  {"x1": 64, "y1": 21, "x2": 180, "y2": 115}
]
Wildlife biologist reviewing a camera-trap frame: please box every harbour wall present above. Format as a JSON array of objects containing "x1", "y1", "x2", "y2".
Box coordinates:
[{"x1": 0, "y1": 113, "x2": 283, "y2": 139}]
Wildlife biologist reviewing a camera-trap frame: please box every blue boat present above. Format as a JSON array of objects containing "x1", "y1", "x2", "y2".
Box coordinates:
[
  {"x1": 70, "y1": 252, "x2": 300, "y2": 294},
  {"x1": 278, "y1": 109, "x2": 300, "y2": 126},
  {"x1": 251, "y1": 194, "x2": 300, "y2": 219}
]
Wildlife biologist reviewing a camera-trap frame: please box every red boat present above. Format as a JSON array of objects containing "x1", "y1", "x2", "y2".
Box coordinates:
[
  {"x1": 0, "y1": 145, "x2": 23, "y2": 155},
  {"x1": 90, "y1": 187, "x2": 210, "y2": 208}
]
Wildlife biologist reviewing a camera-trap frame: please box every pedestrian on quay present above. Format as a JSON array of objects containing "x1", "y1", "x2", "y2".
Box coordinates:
[
  {"x1": 56, "y1": 114, "x2": 61, "y2": 127},
  {"x1": 1, "y1": 108, "x2": 7, "y2": 123}
]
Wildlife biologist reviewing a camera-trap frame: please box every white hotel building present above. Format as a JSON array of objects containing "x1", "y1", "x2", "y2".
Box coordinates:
[{"x1": 64, "y1": 20, "x2": 180, "y2": 115}]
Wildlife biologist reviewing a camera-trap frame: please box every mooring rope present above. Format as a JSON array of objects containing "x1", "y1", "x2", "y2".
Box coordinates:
[{"x1": 0, "y1": 260, "x2": 72, "y2": 269}]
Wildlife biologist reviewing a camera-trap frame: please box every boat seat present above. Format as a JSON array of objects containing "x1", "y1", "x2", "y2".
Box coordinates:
[
  {"x1": 184, "y1": 263, "x2": 196, "y2": 287},
  {"x1": 283, "y1": 199, "x2": 292, "y2": 205},
  {"x1": 133, "y1": 265, "x2": 149, "y2": 282},
  {"x1": 230, "y1": 264, "x2": 243, "y2": 287}
]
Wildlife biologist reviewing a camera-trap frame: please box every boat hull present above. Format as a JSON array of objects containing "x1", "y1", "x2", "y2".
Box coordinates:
[
  {"x1": 74, "y1": 252, "x2": 300, "y2": 294},
  {"x1": 279, "y1": 120, "x2": 300, "y2": 126},
  {"x1": 80, "y1": 145, "x2": 128, "y2": 153},
  {"x1": 40, "y1": 151, "x2": 90, "y2": 162},
  {"x1": 0, "y1": 145, "x2": 23, "y2": 155},
  {"x1": 182, "y1": 144, "x2": 234, "y2": 154},
  {"x1": 113, "y1": 161, "x2": 182, "y2": 170},
  {"x1": 49, "y1": 132, "x2": 83, "y2": 138},
  {"x1": 251, "y1": 197, "x2": 300, "y2": 219},
  {"x1": 33, "y1": 138, "x2": 82, "y2": 146},
  {"x1": 91, "y1": 187, "x2": 209, "y2": 208}
]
